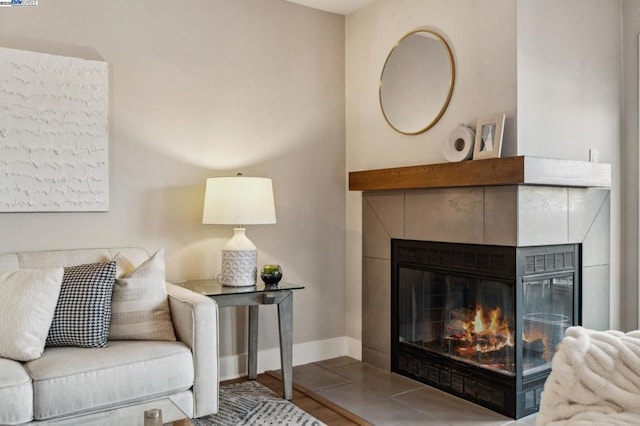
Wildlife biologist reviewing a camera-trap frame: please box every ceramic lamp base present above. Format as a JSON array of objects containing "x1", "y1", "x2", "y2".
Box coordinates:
[
  {"x1": 218, "y1": 228, "x2": 258, "y2": 287},
  {"x1": 219, "y1": 249, "x2": 257, "y2": 286}
]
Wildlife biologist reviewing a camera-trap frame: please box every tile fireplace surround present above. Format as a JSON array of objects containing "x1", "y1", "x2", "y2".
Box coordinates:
[{"x1": 349, "y1": 156, "x2": 611, "y2": 371}]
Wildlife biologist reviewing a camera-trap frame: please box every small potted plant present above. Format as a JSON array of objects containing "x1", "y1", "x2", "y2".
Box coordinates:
[{"x1": 260, "y1": 264, "x2": 283, "y2": 285}]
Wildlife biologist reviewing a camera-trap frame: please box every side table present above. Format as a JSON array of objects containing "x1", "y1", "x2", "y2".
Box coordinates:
[{"x1": 175, "y1": 280, "x2": 304, "y2": 400}]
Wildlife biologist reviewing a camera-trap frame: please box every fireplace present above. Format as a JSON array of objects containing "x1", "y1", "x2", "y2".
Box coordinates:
[
  {"x1": 351, "y1": 159, "x2": 610, "y2": 420},
  {"x1": 391, "y1": 239, "x2": 580, "y2": 418}
]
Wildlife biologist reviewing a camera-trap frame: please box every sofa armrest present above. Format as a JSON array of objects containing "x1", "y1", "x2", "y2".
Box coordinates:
[{"x1": 166, "y1": 282, "x2": 219, "y2": 418}]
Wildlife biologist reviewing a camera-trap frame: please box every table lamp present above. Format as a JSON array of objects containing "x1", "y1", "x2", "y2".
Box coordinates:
[{"x1": 202, "y1": 175, "x2": 276, "y2": 286}]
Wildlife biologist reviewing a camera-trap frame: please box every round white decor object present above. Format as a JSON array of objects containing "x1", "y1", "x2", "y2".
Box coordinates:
[{"x1": 443, "y1": 124, "x2": 475, "y2": 162}]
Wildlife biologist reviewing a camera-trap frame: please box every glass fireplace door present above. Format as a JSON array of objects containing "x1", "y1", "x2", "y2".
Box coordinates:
[
  {"x1": 392, "y1": 240, "x2": 580, "y2": 419},
  {"x1": 522, "y1": 275, "x2": 574, "y2": 375},
  {"x1": 447, "y1": 276, "x2": 515, "y2": 375},
  {"x1": 397, "y1": 268, "x2": 444, "y2": 349},
  {"x1": 397, "y1": 267, "x2": 516, "y2": 376}
]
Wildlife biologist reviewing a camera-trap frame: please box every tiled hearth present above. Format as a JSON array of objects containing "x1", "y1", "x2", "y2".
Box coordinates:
[
  {"x1": 283, "y1": 357, "x2": 538, "y2": 425},
  {"x1": 361, "y1": 185, "x2": 610, "y2": 371}
]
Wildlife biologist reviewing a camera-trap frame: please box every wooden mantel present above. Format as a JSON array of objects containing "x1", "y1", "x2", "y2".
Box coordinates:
[{"x1": 348, "y1": 156, "x2": 611, "y2": 191}]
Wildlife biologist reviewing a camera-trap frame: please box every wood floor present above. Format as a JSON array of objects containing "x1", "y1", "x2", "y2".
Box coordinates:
[{"x1": 222, "y1": 373, "x2": 370, "y2": 426}]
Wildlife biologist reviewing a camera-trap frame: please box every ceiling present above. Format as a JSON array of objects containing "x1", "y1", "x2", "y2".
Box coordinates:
[{"x1": 285, "y1": 0, "x2": 378, "y2": 15}]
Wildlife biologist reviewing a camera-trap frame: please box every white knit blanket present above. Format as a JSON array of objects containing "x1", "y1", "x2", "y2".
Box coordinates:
[{"x1": 536, "y1": 326, "x2": 640, "y2": 425}]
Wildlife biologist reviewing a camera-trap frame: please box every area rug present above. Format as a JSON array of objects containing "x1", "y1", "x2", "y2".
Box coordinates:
[{"x1": 193, "y1": 381, "x2": 327, "y2": 426}]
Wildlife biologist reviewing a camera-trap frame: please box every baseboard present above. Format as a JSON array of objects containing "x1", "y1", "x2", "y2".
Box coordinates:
[
  {"x1": 345, "y1": 336, "x2": 362, "y2": 360},
  {"x1": 219, "y1": 336, "x2": 362, "y2": 381}
]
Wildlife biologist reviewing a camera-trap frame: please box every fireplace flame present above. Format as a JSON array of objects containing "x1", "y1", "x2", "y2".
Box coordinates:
[
  {"x1": 473, "y1": 307, "x2": 484, "y2": 332},
  {"x1": 523, "y1": 327, "x2": 551, "y2": 362},
  {"x1": 448, "y1": 305, "x2": 552, "y2": 363},
  {"x1": 455, "y1": 306, "x2": 514, "y2": 357}
]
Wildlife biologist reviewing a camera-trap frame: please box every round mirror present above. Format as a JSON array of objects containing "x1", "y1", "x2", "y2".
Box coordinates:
[{"x1": 379, "y1": 29, "x2": 455, "y2": 135}]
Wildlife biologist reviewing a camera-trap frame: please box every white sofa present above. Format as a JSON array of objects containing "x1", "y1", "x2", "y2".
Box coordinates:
[{"x1": 0, "y1": 248, "x2": 219, "y2": 425}]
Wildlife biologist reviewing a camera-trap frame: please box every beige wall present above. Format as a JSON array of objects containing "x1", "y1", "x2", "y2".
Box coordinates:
[
  {"x1": 345, "y1": 0, "x2": 518, "y2": 342},
  {"x1": 346, "y1": 0, "x2": 627, "y2": 343},
  {"x1": 0, "y1": 0, "x2": 632, "y2": 376},
  {"x1": 516, "y1": 0, "x2": 622, "y2": 328},
  {"x1": 0, "y1": 0, "x2": 346, "y2": 374},
  {"x1": 622, "y1": 0, "x2": 640, "y2": 330}
]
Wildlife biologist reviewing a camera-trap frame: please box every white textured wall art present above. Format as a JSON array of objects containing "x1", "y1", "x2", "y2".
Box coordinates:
[{"x1": 0, "y1": 47, "x2": 108, "y2": 212}]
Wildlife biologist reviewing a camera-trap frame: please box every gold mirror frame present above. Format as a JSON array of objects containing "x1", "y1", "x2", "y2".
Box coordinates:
[{"x1": 379, "y1": 29, "x2": 456, "y2": 135}]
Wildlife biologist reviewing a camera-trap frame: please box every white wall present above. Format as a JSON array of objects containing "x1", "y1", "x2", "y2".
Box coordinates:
[
  {"x1": 517, "y1": 0, "x2": 623, "y2": 329},
  {"x1": 622, "y1": 0, "x2": 640, "y2": 330},
  {"x1": 346, "y1": 0, "x2": 627, "y2": 342},
  {"x1": 0, "y1": 0, "x2": 347, "y2": 375},
  {"x1": 345, "y1": 0, "x2": 517, "y2": 342}
]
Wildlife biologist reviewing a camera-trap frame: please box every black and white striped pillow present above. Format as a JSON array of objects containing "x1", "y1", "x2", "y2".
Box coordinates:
[{"x1": 46, "y1": 261, "x2": 116, "y2": 348}]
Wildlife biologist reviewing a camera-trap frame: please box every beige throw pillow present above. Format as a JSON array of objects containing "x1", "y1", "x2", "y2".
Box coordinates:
[
  {"x1": 109, "y1": 249, "x2": 176, "y2": 341},
  {"x1": 0, "y1": 268, "x2": 64, "y2": 361}
]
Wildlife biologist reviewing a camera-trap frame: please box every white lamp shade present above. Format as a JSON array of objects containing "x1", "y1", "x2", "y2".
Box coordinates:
[{"x1": 202, "y1": 176, "x2": 276, "y2": 225}]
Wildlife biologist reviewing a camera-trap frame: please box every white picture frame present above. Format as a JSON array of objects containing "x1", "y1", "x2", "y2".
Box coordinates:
[{"x1": 473, "y1": 113, "x2": 505, "y2": 160}]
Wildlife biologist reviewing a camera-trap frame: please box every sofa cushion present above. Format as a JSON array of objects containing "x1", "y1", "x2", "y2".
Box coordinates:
[
  {"x1": 110, "y1": 249, "x2": 176, "y2": 341},
  {"x1": 26, "y1": 340, "x2": 194, "y2": 420},
  {"x1": 46, "y1": 261, "x2": 116, "y2": 348},
  {"x1": 0, "y1": 357, "x2": 33, "y2": 425},
  {"x1": 0, "y1": 268, "x2": 64, "y2": 361}
]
